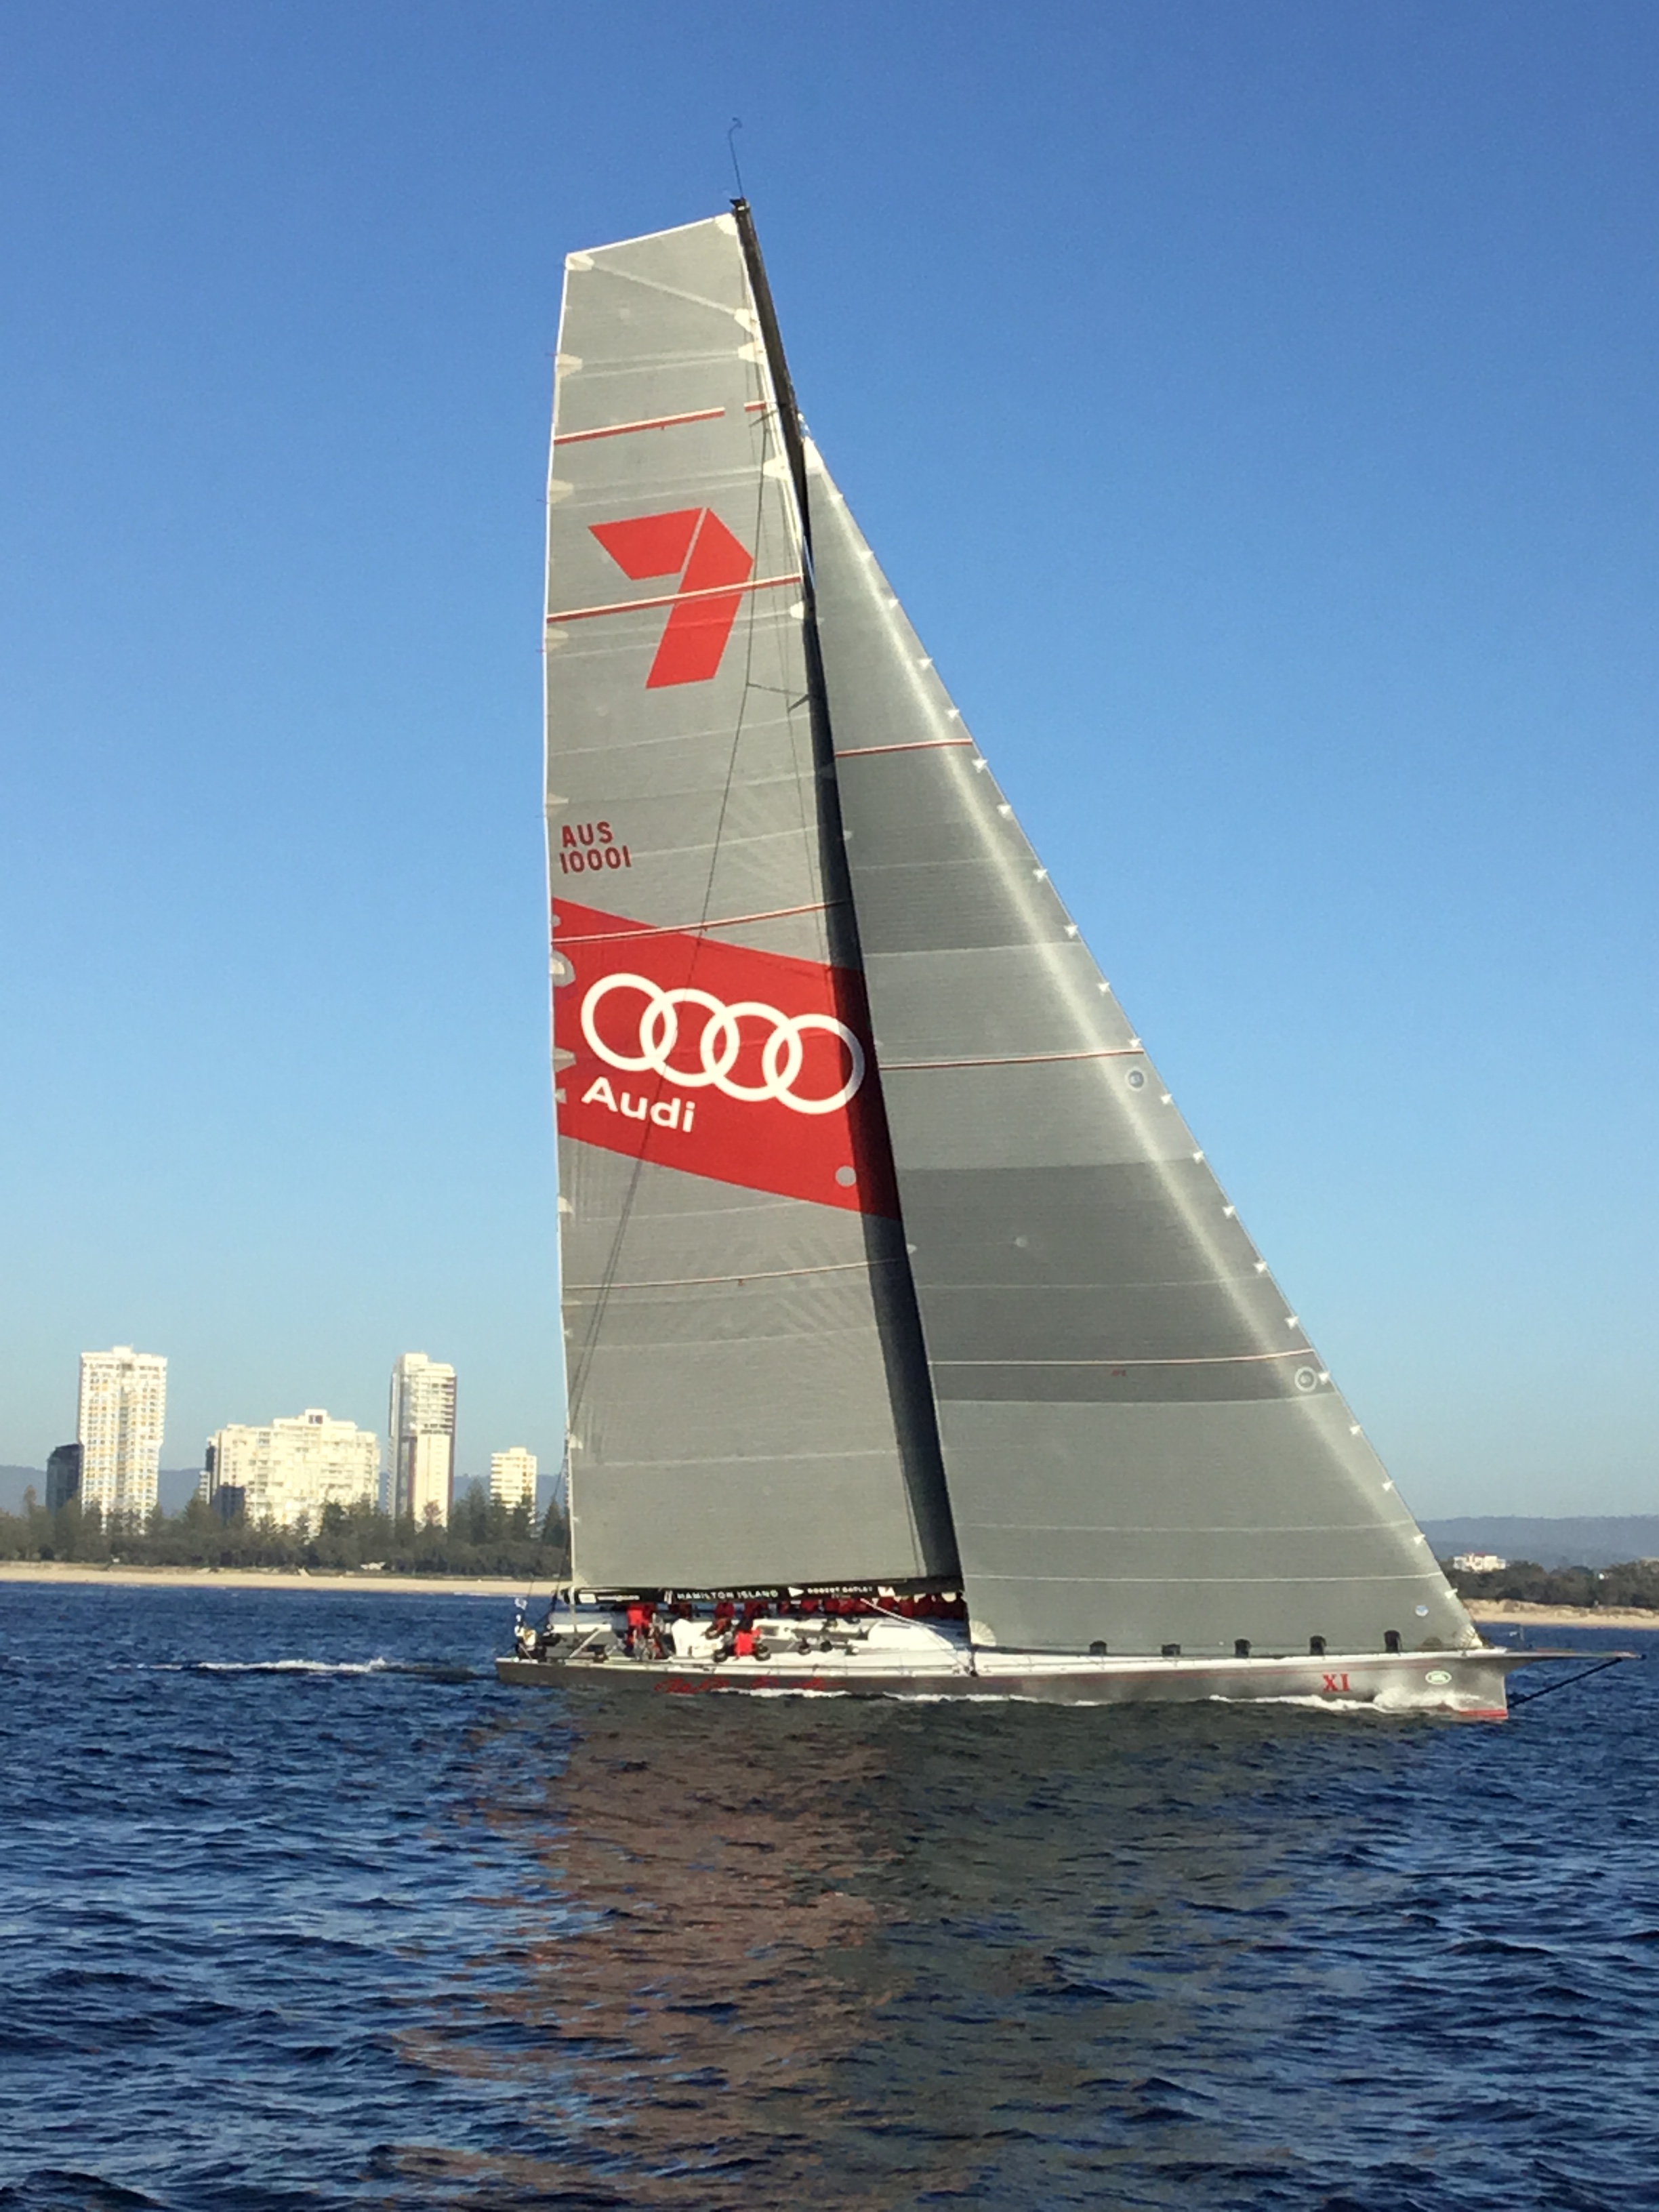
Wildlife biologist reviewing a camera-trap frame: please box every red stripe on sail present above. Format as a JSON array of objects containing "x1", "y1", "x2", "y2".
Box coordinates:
[
  {"x1": 554, "y1": 408, "x2": 725, "y2": 446},
  {"x1": 545, "y1": 573, "x2": 801, "y2": 626},
  {"x1": 834, "y1": 739, "x2": 976, "y2": 758},
  {"x1": 554, "y1": 899, "x2": 836, "y2": 945}
]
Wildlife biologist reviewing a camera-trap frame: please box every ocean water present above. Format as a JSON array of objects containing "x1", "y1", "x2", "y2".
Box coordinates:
[{"x1": 0, "y1": 1586, "x2": 1654, "y2": 2211}]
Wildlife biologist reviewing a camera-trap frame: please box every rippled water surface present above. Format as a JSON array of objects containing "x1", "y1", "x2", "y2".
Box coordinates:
[{"x1": 1, "y1": 1585, "x2": 1654, "y2": 2210}]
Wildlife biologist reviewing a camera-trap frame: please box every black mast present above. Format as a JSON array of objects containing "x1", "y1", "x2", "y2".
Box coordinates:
[
  {"x1": 730, "y1": 197, "x2": 842, "y2": 953},
  {"x1": 731, "y1": 199, "x2": 814, "y2": 558},
  {"x1": 730, "y1": 198, "x2": 961, "y2": 1576}
]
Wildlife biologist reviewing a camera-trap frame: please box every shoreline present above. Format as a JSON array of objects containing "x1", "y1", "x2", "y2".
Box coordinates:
[
  {"x1": 1467, "y1": 1597, "x2": 1658, "y2": 1632},
  {"x1": 0, "y1": 1566, "x2": 1652, "y2": 1631},
  {"x1": 0, "y1": 1561, "x2": 531, "y2": 1597}
]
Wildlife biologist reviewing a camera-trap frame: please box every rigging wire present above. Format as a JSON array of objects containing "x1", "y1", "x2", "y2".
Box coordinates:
[
  {"x1": 727, "y1": 117, "x2": 745, "y2": 201},
  {"x1": 515, "y1": 1440, "x2": 571, "y2": 1629}
]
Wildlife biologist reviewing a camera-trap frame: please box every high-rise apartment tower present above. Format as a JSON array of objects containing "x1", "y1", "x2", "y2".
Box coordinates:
[
  {"x1": 77, "y1": 1347, "x2": 167, "y2": 1520},
  {"x1": 45, "y1": 1443, "x2": 83, "y2": 1511},
  {"x1": 389, "y1": 1353, "x2": 456, "y2": 1526},
  {"x1": 200, "y1": 1410, "x2": 380, "y2": 1530},
  {"x1": 489, "y1": 1447, "x2": 537, "y2": 1513}
]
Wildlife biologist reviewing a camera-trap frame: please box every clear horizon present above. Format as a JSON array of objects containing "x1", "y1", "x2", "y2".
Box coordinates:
[{"x1": 3, "y1": 2, "x2": 1654, "y2": 1515}]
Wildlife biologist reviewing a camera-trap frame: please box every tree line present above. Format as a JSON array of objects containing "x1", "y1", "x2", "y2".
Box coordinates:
[
  {"x1": 1443, "y1": 1557, "x2": 1659, "y2": 1610},
  {"x1": 0, "y1": 1484, "x2": 570, "y2": 1578},
  {"x1": 5, "y1": 1507, "x2": 1650, "y2": 1607}
]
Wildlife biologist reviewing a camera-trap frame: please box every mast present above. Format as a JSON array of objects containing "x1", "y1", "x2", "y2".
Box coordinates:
[
  {"x1": 730, "y1": 204, "x2": 959, "y2": 1558},
  {"x1": 731, "y1": 201, "x2": 813, "y2": 553},
  {"x1": 728, "y1": 201, "x2": 847, "y2": 968}
]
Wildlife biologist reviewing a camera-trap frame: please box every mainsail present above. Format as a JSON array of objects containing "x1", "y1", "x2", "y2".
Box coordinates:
[
  {"x1": 544, "y1": 215, "x2": 956, "y2": 1591},
  {"x1": 807, "y1": 450, "x2": 1475, "y2": 1658}
]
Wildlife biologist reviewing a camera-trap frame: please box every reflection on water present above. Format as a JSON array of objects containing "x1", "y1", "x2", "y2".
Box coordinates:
[
  {"x1": 410, "y1": 1692, "x2": 1446, "y2": 2209},
  {"x1": 407, "y1": 1694, "x2": 942, "y2": 2206}
]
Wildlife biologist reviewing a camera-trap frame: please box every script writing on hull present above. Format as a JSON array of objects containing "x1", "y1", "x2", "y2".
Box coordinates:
[{"x1": 552, "y1": 899, "x2": 899, "y2": 1216}]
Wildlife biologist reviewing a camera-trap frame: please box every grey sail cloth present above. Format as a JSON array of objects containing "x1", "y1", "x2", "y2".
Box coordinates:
[
  {"x1": 545, "y1": 218, "x2": 956, "y2": 1591},
  {"x1": 808, "y1": 444, "x2": 1475, "y2": 1656}
]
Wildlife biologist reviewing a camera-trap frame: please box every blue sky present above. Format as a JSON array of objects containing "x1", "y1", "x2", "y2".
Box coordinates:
[{"x1": 2, "y1": 1, "x2": 1654, "y2": 1513}]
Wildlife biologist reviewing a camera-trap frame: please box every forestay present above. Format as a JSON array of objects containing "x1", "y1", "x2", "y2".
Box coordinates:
[
  {"x1": 545, "y1": 217, "x2": 956, "y2": 1591},
  {"x1": 808, "y1": 445, "x2": 1475, "y2": 1658}
]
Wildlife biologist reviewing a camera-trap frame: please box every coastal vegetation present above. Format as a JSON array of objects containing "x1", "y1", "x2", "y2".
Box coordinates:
[
  {"x1": 0, "y1": 1485, "x2": 569, "y2": 1578},
  {"x1": 2, "y1": 1511, "x2": 1652, "y2": 1609},
  {"x1": 1443, "y1": 1557, "x2": 1659, "y2": 1612}
]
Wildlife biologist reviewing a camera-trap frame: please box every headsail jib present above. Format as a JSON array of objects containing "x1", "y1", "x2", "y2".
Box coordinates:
[{"x1": 806, "y1": 447, "x2": 1473, "y2": 1661}]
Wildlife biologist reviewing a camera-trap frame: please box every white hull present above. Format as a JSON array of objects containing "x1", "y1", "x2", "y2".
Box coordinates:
[{"x1": 497, "y1": 1614, "x2": 1538, "y2": 1715}]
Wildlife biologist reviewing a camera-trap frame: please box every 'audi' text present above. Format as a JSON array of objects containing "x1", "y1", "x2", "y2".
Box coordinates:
[{"x1": 580, "y1": 1076, "x2": 695, "y2": 1130}]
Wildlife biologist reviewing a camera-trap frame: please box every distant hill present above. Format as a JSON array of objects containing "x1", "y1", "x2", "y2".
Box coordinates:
[
  {"x1": 1422, "y1": 1517, "x2": 1659, "y2": 1569},
  {"x1": 0, "y1": 1467, "x2": 41, "y2": 1513},
  {"x1": 0, "y1": 1466, "x2": 203, "y2": 1515}
]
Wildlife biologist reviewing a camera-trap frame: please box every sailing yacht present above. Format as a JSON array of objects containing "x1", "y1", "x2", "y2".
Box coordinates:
[{"x1": 497, "y1": 205, "x2": 1530, "y2": 1713}]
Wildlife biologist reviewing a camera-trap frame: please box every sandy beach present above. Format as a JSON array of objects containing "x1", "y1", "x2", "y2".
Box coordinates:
[
  {"x1": 0, "y1": 1561, "x2": 532, "y2": 1598},
  {"x1": 1467, "y1": 1597, "x2": 1658, "y2": 1633}
]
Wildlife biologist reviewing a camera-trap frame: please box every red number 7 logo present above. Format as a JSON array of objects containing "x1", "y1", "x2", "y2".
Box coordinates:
[{"x1": 590, "y1": 509, "x2": 755, "y2": 689}]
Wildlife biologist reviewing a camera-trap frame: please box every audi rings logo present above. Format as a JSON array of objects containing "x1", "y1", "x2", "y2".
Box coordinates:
[{"x1": 580, "y1": 973, "x2": 866, "y2": 1116}]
